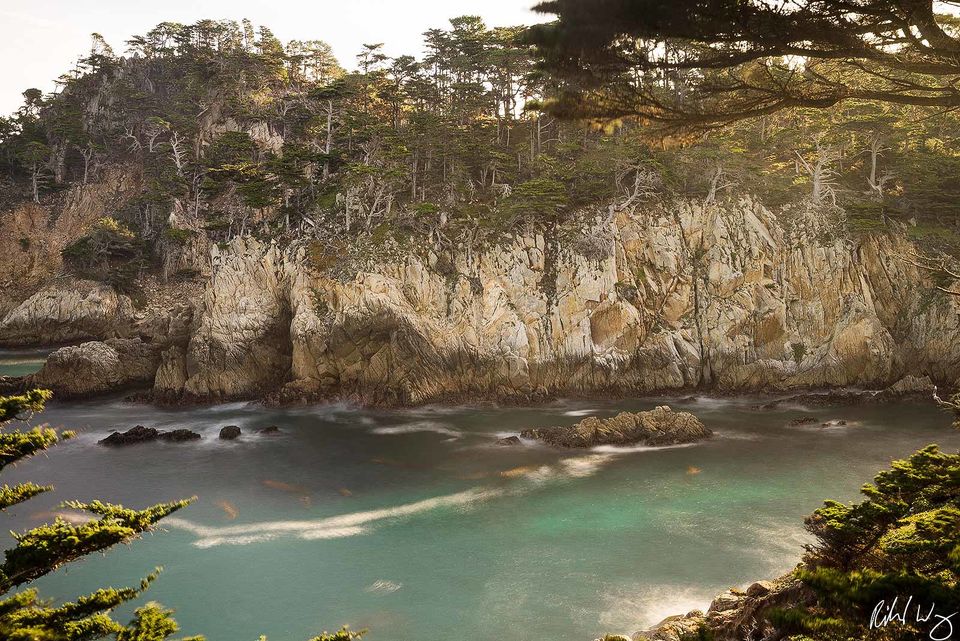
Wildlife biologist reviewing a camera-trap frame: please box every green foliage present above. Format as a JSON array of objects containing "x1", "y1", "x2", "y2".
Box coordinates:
[
  {"x1": 1, "y1": 500, "x2": 191, "y2": 592},
  {"x1": 62, "y1": 218, "x2": 146, "y2": 291},
  {"x1": 774, "y1": 445, "x2": 960, "y2": 640},
  {"x1": 162, "y1": 226, "x2": 194, "y2": 245},
  {"x1": 0, "y1": 390, "x2": 203, "y2": 640},
  {"x1": 791, "y1": 342, "x2": 807, "y2": 364},
  {"x1": 0, "y1": 387, "x2": 360, "y2": 640},
  {"x1": 678, "y1": 625, "x2": 714, "y2": 641},
  {"x1": 500, "y1": 178, "x2": 568, "y2": 226}
]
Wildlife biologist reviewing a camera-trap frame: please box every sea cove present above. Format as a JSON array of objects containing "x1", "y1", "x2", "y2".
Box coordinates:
[{"x1": 4, "y1": 395, "x2": 957, "y2": 640}]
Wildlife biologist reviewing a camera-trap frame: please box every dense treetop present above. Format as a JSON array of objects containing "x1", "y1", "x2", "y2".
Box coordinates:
[
  {"x1": 1, "y1": 15, "x2": 959, "y2": 272},
  {"x1": 530, "y1": 0, "x2": 960, "y2": 130}
]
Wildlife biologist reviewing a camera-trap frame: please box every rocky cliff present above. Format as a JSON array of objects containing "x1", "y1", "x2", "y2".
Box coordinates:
[{"x1": 4, "y1": 192, "x2": 959, "y2": 404}]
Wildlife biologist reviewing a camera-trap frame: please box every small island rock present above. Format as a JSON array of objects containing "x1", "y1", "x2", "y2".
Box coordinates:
[
  {"x1": 99, "y1": 425, "x2": 160, "y2": 446},
  {"x1": 520, "y1": 405, "x2": 711, "y2": 448},
  {"x1": 219, "y1": 425, "x2": 241, "y2": 440}
]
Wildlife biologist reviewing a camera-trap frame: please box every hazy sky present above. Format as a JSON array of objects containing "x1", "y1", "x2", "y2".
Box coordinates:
[{"x1": 0, "y1": 0, "x2": 545, "y2": 116}]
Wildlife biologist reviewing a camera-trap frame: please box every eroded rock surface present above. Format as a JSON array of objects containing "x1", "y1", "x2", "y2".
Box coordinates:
[
  {"x1": 0, "y1": 280, "x2": 135, "y2": 347},
  {"x1": 520, "y1": 406, "x2": 711, "y2": 448},
  {"x1": 28, "y1": 338, "x2": 160, "y2": 398},
  {"x1": 634, "y1": 574, "x2": 811, "y2": 641},
  {"x1": 8, "y1": 196, "x2": 960, "y2": 404},
  {"x1": 165, "y1": 199, "x2": 960, "y2": 404}
]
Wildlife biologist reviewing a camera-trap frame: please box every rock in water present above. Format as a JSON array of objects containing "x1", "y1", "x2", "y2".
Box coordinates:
[
  {"x1": 258, "y1": 425, "x2": 281, "y2": 435},
  {"x1": 821, "y1": 419, "x2": 848, "y2": 428},
  {"x1": 99, "y1": 425, "x2": 160, "y2": 446},
  {"x1": 99, "y1": 425, "x2": 201, "y2": 445},
  {"x1": 219, "y1": 425, "x2": 241, "y2": 440},
  {"x1": 159, "y1": 429, "x2": 202, "y2": 442},
  {"x1": 28, "y1": 338, "x2": 160, "y2": 398},
  {"x1": 495, "y1": 435, "x2": 522, "y2": 446},
  {"x1": 520, "y1": 406, "x2": 711, "y2": 448}
]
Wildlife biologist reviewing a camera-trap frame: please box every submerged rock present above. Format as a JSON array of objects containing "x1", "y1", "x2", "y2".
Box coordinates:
[
  {"x1": 495, "y1": 435, "x2": 522, "y2": 446},
  {"x1": 821, "y1": 419, "x2": 848, "y2": 428},
  {"x1": 219, "y1": 425, "x2": 241, "y2": 440},
  {"x1": 788, "y1": 416, "x2": 818, "y2": 426},
  {"x1": 99, "y1": 425, "x2": 201, "y2": 446},
  {"x1": 519, "y1": 406, "x2": 711, "y2": 448},
  {"x1": 258, "y1": 425, "x2": 281, "y2": 435}
]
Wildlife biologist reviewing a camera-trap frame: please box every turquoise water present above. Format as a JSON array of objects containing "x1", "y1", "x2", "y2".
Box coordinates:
[
  {"x1": 3, "y1": 396, "x2": 958, "y2": 640},
  {"x1": 0, "y1": 348, "x2": 51, "y2": 376}
]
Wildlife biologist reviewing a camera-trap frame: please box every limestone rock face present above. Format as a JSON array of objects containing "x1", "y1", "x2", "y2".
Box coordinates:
[
  {"x1": 0, "y1": 280, "x2": 135, "y2": 347},
  {"x1": 29, "y1": 338, "x2": 160, "y2": 397},
  {"x1": 176, "y1": 238, "x2": 292, "y2": 399},
  {"x1": 520, "y1": 406, "x2": 712, "y2": 448},
  {"x1": 149, "y1": 197, "x2": 960, "y2": 403}
]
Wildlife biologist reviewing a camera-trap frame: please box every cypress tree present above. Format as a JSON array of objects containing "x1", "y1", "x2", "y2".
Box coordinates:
[{"x1": 0, "y1": 389, "x2": 364, "y2": 641}]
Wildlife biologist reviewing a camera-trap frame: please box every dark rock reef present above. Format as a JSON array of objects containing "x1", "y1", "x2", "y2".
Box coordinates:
[
  {"x1": 99, "y1": 425, "x2": 201, "y2": 446},
  {"x1": 520, "y1": 406, "x2": 711, "y2": 448}
]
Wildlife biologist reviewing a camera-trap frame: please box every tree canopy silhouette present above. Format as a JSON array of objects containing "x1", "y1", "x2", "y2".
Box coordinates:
[{"x1": 529, "y1": 0, "x2": 960, "y2": 130}]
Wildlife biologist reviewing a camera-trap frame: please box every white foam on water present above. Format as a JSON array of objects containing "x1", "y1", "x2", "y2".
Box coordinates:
[
  {"x1": 562, "y1": 408, "x2": 600, "y2": 417},
  {"x1": 518, "y1": 464, "x2": 558, "y2": 483},
  {"x1": 599, "y1": 584, "x2": 712, "y2": 632},
  {"x1": 590, "y1": 442, "x2": 698, "y2": 454},
  {"x1": 167, "y1": 486, "x2": 502, "y2": 547},
  {"x1": 365, "y1": 579, "x2": 403, "y2": 594},
  {"x1": 715, "y1": 431, "x2": 761, "y2": 441},
  {"x1": 558, "y1": 454, "x2": 615, "y2": 478},
  {"x1": 168, "y1": 434, "x2": 684, "y2": 549},
  {"x1": 372, "y1": 421, "x2": 461, "y2": 438}
]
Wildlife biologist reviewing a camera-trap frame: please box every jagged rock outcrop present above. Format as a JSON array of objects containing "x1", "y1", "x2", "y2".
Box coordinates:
[
  {"x1": 161, "y1": 197, "x2": 958, "y2": 404},
  {"x1": 154, "y1": 238, "x2": 291, "y2": 399},
  {"x1": 28, "y1": 338, "x2": 160, "y2": 397},
  {"x1": 634, "y1": 574, "x2": 811, "y2": 641},
  {"x1": 520, "y1": 406, "x2": 711, "y2": 448},
  {"x1": 0, "y1": 279, "x2": 135, "y2": 347},
  {"x1": 10, "y1": 196, "x2": 960, "y2": 404}
]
